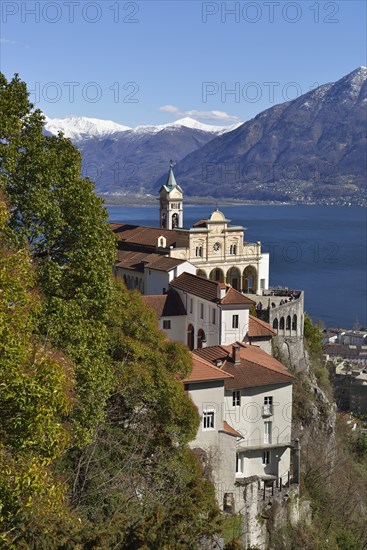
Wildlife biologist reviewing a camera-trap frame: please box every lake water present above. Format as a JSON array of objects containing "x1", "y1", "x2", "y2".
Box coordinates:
[{"x1": 107, "y1": 204, "x2": 367, "y2": 329}]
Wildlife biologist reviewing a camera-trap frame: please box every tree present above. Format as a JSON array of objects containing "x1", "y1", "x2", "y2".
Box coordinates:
[
  {"x1": 0, "y1": 196, "x2": 76, "y2": 547},
  {"x1": 0, "y1": 73, "x2": 223, "y2": 547},
  {"x1": 66, "y1": 283, "x2": 222, "y2": 547},
  {"x1": 0, "y1": 73, "x2": 117, "y2": 446}
]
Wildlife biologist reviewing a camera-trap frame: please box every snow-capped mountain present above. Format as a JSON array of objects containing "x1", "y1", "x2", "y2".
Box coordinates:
[
  {"x1": 44, "y1": 68, "x2": 366, "y2": 202},
  {"x1": 43, "y1": 115, "x2": 243, "y2": 194},
  {"x1": 44, "y1": 115, "x2": 241, "y2": 140},
  {"x1": 44, "y1": 116, "x2": 131, "y2": 140}
]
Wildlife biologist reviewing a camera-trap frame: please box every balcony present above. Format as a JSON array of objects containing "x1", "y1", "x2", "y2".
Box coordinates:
[
  {"x1": 262, "y1": 404, "x2": 273, "y2": 417},
  {"x1": 237, "y1": 435, "x2": 291, "y2": 451}
]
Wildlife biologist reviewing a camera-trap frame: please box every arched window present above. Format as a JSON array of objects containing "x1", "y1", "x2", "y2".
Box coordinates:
[
  {"x1": 172, "y1": 213, "x2": 179, "y2": 228},
  {"x1": 187, "y1": 324, "x2": 195, "y2": 350},
  {"x1": 292, "y1": 314, "x2": 297, "y2": 331},
  {"x1": 197, "y1": 329, "x2": 206, "y2": 349},
  {"x1": 161, "y1": 212, "x2": 166, "y2": 228},
  {"x1": 209, "y1": 268, "x2": 225, "y2": 283},
  {"x1": 273, "y1": 318, "x2": 279, "y2": 330},
  {"x1": 279, "y1": 317, "x2": 285, "y2": 330},
  {"x1": 286, "y1": 315, "x2": 291, "y2": 330},
  {"x1": 243, "y1": 266, "x2": 257, "y2": 294},
  {"x1": 196, "y1": 246, "x2": 203, "y2": 257},
  {"x1": 230, "y1": 244, "x2": 237, "y2": 255}
]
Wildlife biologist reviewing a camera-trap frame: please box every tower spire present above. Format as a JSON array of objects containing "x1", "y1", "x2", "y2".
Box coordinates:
[
  {"x1": 166, "y1": 160, "x2": 177, "y2": 189},
  {"x1": 159, "y1": 161, "x2": 183, "y2": 229}
]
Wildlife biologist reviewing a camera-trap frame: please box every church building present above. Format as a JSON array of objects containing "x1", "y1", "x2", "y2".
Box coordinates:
[{"x1": 112, "y1": 163, "x2": 269, "y2": 295}]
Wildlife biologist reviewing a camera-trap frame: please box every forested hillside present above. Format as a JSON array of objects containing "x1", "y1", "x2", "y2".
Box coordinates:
[{"x1": 0, "y1": 73, "x2": 221, "y2": 549}]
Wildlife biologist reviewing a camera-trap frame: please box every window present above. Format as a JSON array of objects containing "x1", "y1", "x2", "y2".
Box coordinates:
[
  {"x1": 200, "y1": 303, "x2": 204, "y2": 319},
  {"x1": 263, "y1": 396, "x2": 273, "y2": 415},
  {"x1": 232, "y1": 390, "x2": 240, "y2": 407},
  {"x1": 212, "y1": 308, "x2": 216, "y2": 324},
  {"x1": 230, "y1": 244, "x2": 237, "y2": 255},
  {"x1": 236, "y1": 453, "x2": 242, "y2": 474},
  {"x1": 264, "y1": 421, "x2": 272, "y2": 444},
  {"x1": 189, "y1": 298, "x2": 193, "y2": 314},
  {"x1": 163, "y1": 320, "x2": 171, "y2": 330},
  {"x1": 232, "y1": 315, "x2": 239, "y2": 329},
  {"x1": 262, "y1": 451, "x2": 271, "y2": 465},
  {"x1": 203, "y1": 411, "x2": 215, "y2": 430},
  {"x1": 197, "y1": 329, "x2": 206, "y2": 349},
  {"x1": 195, "y1": 246, "x2": 203, "y2": 257}
]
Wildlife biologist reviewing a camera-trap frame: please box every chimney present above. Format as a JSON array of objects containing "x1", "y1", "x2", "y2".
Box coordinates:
[
  {"x1": 219, "y1": 283, "x2": 227, "y2": 299},
  {"x1": 232, "y1": 344, "x2": 241, "y2": 364}
]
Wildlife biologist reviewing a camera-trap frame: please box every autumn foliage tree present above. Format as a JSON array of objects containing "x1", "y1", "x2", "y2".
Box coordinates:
[
  {"x1": 0, "y1": 73, "x2": 222, "y2": 547},
  {"x1": 0, "y1": 196, "x2": 75, "y2": 547}
]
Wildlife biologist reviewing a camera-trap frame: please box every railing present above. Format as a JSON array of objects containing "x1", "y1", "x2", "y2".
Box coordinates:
[
  {"x1": 263, "y1": 288, "x2": 302, "y2": 300},
  {"x1": 238, "y1": 435, "x2": 291, "y2": 449}
]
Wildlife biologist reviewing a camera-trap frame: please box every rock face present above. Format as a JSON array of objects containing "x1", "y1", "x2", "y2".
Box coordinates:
[{"x1": 158, "y1": 67, "x2": 367, "y2": 202}]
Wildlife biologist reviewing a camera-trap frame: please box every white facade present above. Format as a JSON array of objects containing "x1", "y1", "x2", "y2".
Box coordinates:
[
  {"x1": 185, "y1": 349, "x2": 294, "y2": 511},
  {"x1": 220, "y1": 304, "x2": 250, "y2": 346},
  {"x1": 116, "y1": 260, "x2": 196, "y2": 295},
  {"x1": 168, "y1": 281, "x2": 252, "y2": 349},
  {"x1": 184, "y1": 366, "x2": 239, "y2": 511},
  {"x1": 225, "y1": 382, "x2": 293, "y2": 482},
  {"x1": 145, "y1": 261, "x2": 196, "y2": 295}
]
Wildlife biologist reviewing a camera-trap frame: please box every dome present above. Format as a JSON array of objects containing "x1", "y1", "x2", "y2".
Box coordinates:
[{"x1": 209, "y1": 209, "x2": 226, "y2": 221}]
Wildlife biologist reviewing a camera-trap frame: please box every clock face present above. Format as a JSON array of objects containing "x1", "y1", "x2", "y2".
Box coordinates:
[{"x1": 213, "y1": 242, "x2": 220, "y2": 252}]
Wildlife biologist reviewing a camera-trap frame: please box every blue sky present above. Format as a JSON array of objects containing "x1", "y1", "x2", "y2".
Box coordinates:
[{"x1": 1, "y1": 0, "x2": 366, "y2": 126}]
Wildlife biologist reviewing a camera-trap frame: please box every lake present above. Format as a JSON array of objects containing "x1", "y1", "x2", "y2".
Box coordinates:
[{"x1": 107, "y1": 204, "x2": 367, "y2": 329}]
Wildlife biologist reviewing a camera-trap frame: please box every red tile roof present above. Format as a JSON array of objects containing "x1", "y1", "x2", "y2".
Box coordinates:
[
  {"x1": 142, "y1": 290, "x2": 186, "y2": 317},
  {"x1": 248, "y1": 315, "x2": 276, "y2": 338},
  {"x1": 170, "y1": 273, "x2": 254, "y2": 305},
  {"x1": 116, "y1": 250, "x2": 185, "y2": 273},
  {"x1": 170, "y1": 272, "x2": 220, "y2": 302},
  {"x1": 145, "y1": 255, "x2": 185, "y2": 272},
  {"x1": 183, "y1": 354, "x2": 234, "y2": 383},
  {"x1": 221, "y1": 421, "x2": 242, "y2": 438},
  {"x1": 193, "y1": 343, "x2": 293, "y2": 389},
  {"x1": 193, "y1": 219, "x2": 208, "y2": 228},
  {"x1": 111, "y1": 224, "x2": 176, "y2": 248},
  {"x1": 220, "y1": 287, "x2": 255, "y2": 306}
]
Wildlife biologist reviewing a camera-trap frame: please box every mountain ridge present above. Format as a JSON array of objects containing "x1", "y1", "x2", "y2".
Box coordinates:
[
  {"x1": 45, "y1": 67, "x2": 367, "y2": 204},
  {"x1": 156, "y1": 67, "x2": 366, "y2": 204}
]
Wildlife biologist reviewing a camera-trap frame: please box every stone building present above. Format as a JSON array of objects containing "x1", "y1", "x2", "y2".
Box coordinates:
[
  {"x1": 184, "y1": 343, "x2": 294, "y2": 512},
  {"x1": 112, "y1": 163, "x2": 269, "y2": 294}
]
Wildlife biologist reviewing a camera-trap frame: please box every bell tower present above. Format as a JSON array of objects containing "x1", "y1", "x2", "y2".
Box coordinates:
[{"x1": 159, "y1": 161, "x2": 183, "y2": 229}]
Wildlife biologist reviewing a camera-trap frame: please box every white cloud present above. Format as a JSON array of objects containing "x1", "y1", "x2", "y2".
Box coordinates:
[
  {"x1": 158, "y1": 105, "x2": 240, "y2": 122},
  {"x1": 0, "y1": 38, "x2": 17, "y2": 45},
  {"x1": 159, "y1": 105, "x2": 181, "y2": 114}
]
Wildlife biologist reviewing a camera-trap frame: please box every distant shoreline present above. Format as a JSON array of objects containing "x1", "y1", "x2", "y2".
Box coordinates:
[{"x1": 103, "y1": 194, "x2": 365, "y2": 208}]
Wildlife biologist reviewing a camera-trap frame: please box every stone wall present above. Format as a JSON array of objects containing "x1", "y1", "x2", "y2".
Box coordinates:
[{"x1": 234, "y1": 477, "x2": 307, "y2": 549}]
